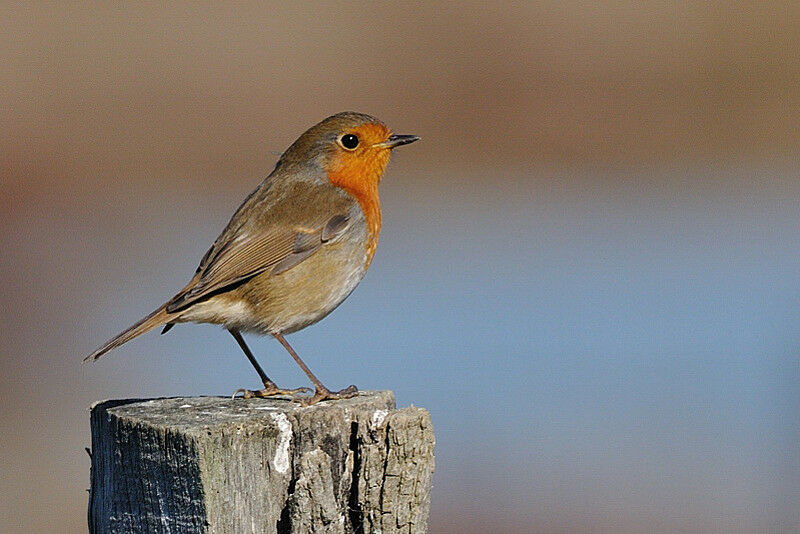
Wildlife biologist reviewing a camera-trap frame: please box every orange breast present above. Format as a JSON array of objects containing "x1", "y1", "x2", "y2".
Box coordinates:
[
  {"x1": 325, "y1": 124, "x2": 391, "y2": 269},
  {"x1": 327, "y1": 170, "x2": 383, "y2": 268}
]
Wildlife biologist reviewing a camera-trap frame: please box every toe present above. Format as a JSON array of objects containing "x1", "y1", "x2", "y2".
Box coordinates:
[
  {"x1": 282, "y1": 386, "x2": 313, "y2": 395},
  {"x1": 233, "y1": 385, "x2": 310, "y2": 399},
  {"x1": 301, "y1": 385, "x2": 359, "y2": 406},
  {"x1": 335, "y1": 385, "x2": 358, "y2": 397}
]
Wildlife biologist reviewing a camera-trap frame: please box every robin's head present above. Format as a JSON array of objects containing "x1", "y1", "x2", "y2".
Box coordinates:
[
  {"x1": 278, "y1": 112, "x2": 418, "y2": 266},
  {"x1": 278, "y1": 112, "x2": 419, "y2": 193}
]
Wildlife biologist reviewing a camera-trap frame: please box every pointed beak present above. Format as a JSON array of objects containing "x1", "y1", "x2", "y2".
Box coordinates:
[{"x1": 376, "y1": 134, "x2": 420, "y2": 149}]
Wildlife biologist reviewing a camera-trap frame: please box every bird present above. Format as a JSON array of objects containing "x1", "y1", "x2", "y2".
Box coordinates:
[{"x1": 84, "y1": 111, "x2": 419, "y2": 405}]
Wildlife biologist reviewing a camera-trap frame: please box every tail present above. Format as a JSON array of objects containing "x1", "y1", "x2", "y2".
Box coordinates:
[{"x1": 83, "y1": 305, "x2": 174, "y2": 362}]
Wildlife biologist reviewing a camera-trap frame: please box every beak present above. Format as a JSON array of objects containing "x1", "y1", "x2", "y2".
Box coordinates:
[{"x1": 376, "y1": 134, "x2": 420, "y2": 149}]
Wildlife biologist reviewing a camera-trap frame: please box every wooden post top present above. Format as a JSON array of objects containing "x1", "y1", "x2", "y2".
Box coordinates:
[
  {"x1": 89, "y1": 390, "x2": 434, "y2": 534},
  {"x1": 91, "y1": 390, "x2": 396, "y2": 431}
]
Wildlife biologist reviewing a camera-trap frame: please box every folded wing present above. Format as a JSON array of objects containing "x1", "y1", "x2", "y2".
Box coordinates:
[{"x1": 166, "y1": 211, "x2": 350, "y2": 313}]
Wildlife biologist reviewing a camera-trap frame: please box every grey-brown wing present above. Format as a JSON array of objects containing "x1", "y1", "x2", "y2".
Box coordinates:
[
  {"x1": 271, "y1": 214, "x2": 350, "y2": 274},
  {"x1": 192, "y1": 177, "x2": 272, "y2": 275},
  {"x1": 165, "y1": 212, "x2": 349, "y2": 313}
]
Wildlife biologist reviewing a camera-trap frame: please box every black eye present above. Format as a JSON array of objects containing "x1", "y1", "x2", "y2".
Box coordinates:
[{"x1": 340, "y1": 133, "x2": 359, "y2": 150}]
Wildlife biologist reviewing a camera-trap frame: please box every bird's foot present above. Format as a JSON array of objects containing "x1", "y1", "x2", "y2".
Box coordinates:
[
  {"x1": 301, "y1": 384, "x2": 358, "y2": 406},
  {"x1": 232, "y1": 382, "x2": 311, "y2": 399}
]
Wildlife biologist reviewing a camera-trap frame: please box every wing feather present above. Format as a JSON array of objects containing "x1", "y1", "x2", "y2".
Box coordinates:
[{"x1": 165, "y1": 190, "x2": 351, "y2": 314}]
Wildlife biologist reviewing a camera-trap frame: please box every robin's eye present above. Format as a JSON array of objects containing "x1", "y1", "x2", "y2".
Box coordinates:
[{"x1": 339, "y1": 134, "x2": 359, "y2": 150}]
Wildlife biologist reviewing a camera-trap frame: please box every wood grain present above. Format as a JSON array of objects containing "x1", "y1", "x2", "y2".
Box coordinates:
[{"x1": 89, "y1": 391, "x2": 434, "y2": 533}]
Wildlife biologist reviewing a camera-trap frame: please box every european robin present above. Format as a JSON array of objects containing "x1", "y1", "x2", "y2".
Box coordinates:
[{"x1": 84, "y1": 111, "x2": 419, "y2": 405}]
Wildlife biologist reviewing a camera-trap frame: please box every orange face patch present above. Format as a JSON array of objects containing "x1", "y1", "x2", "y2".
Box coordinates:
[
  {"x1": 325, "y1": 122, "x2": 393, "y2": 268},
  {"x1": 326, "y1": 123, "x2": 392, "y2": 183}
]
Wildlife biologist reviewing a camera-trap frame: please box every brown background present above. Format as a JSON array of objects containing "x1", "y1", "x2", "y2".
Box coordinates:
[{"x1": 2, "y1": 3, "x2": 799, "y2": 533}]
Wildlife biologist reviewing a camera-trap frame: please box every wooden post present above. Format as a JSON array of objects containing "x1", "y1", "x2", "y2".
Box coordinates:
[{"x1": 88, "y1": 391, "x2": 434, "y2": 533}]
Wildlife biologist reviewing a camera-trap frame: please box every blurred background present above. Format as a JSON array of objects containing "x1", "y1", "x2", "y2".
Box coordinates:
[{"x1": 1, "y1": 2, "x2": 799, "y2": 533}]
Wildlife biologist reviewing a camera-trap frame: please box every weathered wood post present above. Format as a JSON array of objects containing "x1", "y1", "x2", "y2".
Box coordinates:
[{"x1": 88, "y1": 391, "x2": 434, "y2": 533}]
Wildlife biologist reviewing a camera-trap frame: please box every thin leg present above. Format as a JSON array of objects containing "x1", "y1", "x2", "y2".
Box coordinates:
[
  {"x1": 229, "y1": 329, "x2": 310, "y2": 399},
  {"x1": 230, "y1": 329, "x2": 271, "y2": 385},
  {"x1": 273, "y1": 332, "x2": 357, "y2": 405}
]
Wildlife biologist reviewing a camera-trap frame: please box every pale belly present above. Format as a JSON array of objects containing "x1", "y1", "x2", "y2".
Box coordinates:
[{"x1": 248, "y1": 238, "x2": 369, "y2": 334}]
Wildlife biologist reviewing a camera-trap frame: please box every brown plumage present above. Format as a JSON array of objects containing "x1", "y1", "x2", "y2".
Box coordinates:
[{"x1": 84, "y1": 111, "x2": 419, "y2": 404}]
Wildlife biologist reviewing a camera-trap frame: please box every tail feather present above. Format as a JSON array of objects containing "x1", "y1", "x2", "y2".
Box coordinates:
[{"x1": 83, "y1": 305, "x2": 173, "y2": 362}]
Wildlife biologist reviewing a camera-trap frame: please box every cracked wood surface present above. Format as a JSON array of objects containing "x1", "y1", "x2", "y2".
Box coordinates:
[{"x1": 88, "y1": 391, "x2": 434, "y2": 533}]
